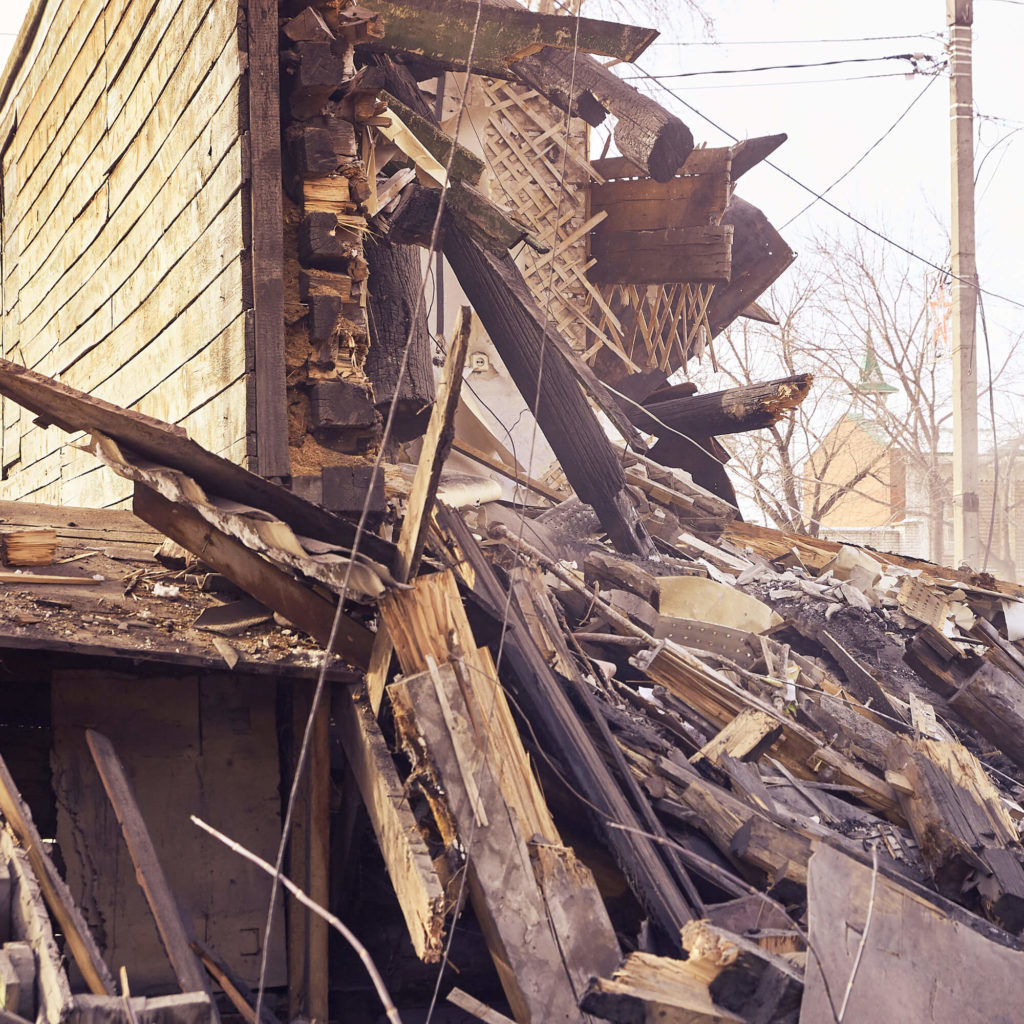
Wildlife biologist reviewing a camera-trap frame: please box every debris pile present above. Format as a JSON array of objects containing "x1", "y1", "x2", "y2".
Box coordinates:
[{"x1": 0, "y1": 358, "x2": 1023, "y2": 1022}]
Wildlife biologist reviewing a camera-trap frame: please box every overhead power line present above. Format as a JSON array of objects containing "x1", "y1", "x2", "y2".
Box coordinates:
[
  {"x1": 681, "y1": 69, "x2": 942, "y2": 91},
  {"x1": 628, "y1": 67, "x2": 1024, "y2": 313},
  {"x1": 623, "y1": 53, "x2": 942, "y2": 81},
  {"x1": 651, "y1": 32, "x2": 943, "y2": 47},
  {"x1": 782, "y1": 71, "x2": 942, "y2": 228}
]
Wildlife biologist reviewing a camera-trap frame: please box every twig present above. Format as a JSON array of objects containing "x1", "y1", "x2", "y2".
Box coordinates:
[{"x1": 190, "y1": 816, "x2": 403, "y2": 1024}]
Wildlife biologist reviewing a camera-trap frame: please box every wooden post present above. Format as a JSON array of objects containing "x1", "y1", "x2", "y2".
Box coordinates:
[
  {"x1": 308, "y1": 698, "x2": 330, "y2": 1023},
  {"x1": 365, "y1": 308, "x2": 473, "y2": 713},
  {"x1": 949, "y1": 0, "x2": 980, "y2": 568},
  {"x1": 84, "y1": 732, "x2": 219, "y2": 1015},
  {"x1": 287, "y1": 684, "x2": 329, "y2": 1024},
  {"x1": 246, "y1": 0, "x2": 289, "y2": 479}
]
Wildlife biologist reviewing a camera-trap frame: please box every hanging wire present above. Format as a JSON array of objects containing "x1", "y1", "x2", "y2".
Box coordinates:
[{"x1": 251, "y1": 6, "x2": 488, "y2": 1022}]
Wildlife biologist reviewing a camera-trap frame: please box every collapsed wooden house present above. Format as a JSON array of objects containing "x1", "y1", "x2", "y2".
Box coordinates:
[{"x1": 1, "y1": 1, "x2": 1022, "y2": 1023}]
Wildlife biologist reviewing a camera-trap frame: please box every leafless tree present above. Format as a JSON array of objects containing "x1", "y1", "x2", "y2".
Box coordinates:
[
  {"x1": 688, "y1": 263, "x2": 890, "y2": 537},
  {"x1": 688, "y1": 228, "x2": 1023, "y2": 563}
]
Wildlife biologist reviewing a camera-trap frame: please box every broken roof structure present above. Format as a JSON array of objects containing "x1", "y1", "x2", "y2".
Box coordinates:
[{"x1": 0, "y1": 2, "x2": 1022, "y2": 1024}]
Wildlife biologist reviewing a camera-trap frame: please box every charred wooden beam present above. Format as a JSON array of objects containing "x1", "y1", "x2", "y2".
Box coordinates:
[
  {"x1": 706, "y1": 197, "x2": 796, "y2": 337},
  {"x1": 442, "y1": 219, "x2": 654, "y2": 556},
  {"x1": 631, "y1": 374, "x2": 813, "y2": 438},
  {"x1": 358, "y1": 0, "x2": 658, "y2": 77},
  {"x1": 511, "y1": 46, "x2": 692, "y2": 182},
  {"x1": 363, "y1": 232, "x2": 436, "y2": 443}
]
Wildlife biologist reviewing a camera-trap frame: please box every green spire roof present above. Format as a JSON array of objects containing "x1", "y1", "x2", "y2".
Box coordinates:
[{"x1": 857, "y1": 341, "x2": 897, "y2": 396}]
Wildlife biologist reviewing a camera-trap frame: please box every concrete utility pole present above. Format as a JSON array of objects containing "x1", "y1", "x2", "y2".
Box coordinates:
[{"x1": 948, "y1": 0, "x2": 980, "y2": 568}]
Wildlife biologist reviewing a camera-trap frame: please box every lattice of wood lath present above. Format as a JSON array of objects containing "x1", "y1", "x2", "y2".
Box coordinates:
[
  {"x1": 584, "y1": 282, "x2": 716, "y2": 377},
  {"x1": 474, "y1": 77, "x2": 714, "y2": 379}
]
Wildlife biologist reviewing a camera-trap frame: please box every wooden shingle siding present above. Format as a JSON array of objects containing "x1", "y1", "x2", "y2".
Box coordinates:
[{"x1": 0, "y1": 0, "x2": 254, "y2": 505}]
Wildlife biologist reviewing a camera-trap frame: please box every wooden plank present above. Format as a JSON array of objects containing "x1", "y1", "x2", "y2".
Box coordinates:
[
  {"x1": 886, "y1": 737, "x2": 1024, "y2": 932},
  {"x1": 85, "y1": 730, "x2": 219, "y2": 1011},
  {"x1": 365, "y1": 310, "x2": 471, "y2": 712},
  {"x1": 331, "y1": 686, "x2": 446, "y2": 962},
  {"x1": 390, "y1": 662, "x2": 590, "y2": 1023},
  {"x1": 378, "y1": 571, "x2": 560, "y2": 846},
  {"x1": 131, "y1": 483, "x2": 374, "y2": 668},
  {"x1": 393, "y1": 306, "x2": 471, "y2": 582},
  {"x1": 589, "y1": 225, "x2": 734, "y2": 285},
  {"x1": 0, "y1": 356, "x2": 396, "y2": 560},
  {"x1": 0, "y1": 750, "x2": 114, "y2": 996},
  {"x1": 358, "y1": 0, "x2": 657, "y2": 75},
  {"x1": 451, "y1": 439, "x2": 564, "y2": 502},
  {"x1": 246, "y1": 0, "x2": 288, "y2": 477}
]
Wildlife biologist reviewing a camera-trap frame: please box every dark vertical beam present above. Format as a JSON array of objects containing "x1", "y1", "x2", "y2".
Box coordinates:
[{"x1": 247, "y1": 0, "x2": 290, "y2": 478}]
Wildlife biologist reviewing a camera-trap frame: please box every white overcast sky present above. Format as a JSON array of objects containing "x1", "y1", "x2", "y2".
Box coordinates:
[{"x1": 0, "y1": 0, "x2": 1020, "y2": 337}]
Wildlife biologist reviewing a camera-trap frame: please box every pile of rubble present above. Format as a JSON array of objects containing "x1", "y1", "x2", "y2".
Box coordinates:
[{"x1": 0, "y1": 357, "x2": 1022, "y2": 1022}]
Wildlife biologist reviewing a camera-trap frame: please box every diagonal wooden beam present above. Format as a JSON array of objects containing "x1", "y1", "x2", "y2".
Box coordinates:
[
  {"x1": 357, "y1": 0, "x2": 658, "y2": 76},
  {"x1": 131, "y1": 483, "x2": 374, "y2": 668}
]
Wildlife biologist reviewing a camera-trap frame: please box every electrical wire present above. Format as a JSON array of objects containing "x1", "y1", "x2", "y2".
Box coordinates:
[
  {"x1": 622, "y1": 53, "x2": 937, "y2": 81},
  {"x1": 251, "y1": 6, "x2": 488, "y2": 1022},
  {"x1": 781, "y1": 71, "x2": 942, "y2": 228},
  {"x1": 628, "y1": 68, "x2": 1024, "y2": 312},
  {"x1": 680, "y1": 70, "x2": 940, "y2": 91},
  {"x1": 650, "y1": 33, "x2": 943, "y2": 47}
]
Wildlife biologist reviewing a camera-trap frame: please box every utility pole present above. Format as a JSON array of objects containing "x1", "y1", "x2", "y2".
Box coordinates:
[{"x1": 948, "y1": 0, "x2": 980, "y2": 568}]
